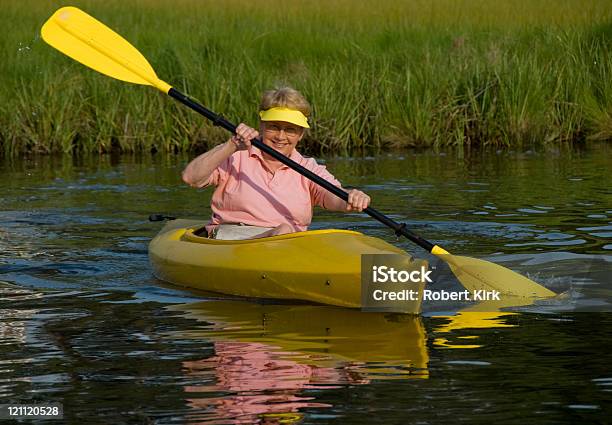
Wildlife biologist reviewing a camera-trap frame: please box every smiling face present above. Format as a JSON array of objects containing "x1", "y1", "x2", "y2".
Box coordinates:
[{"x1": 260, "y1": 121, "x2": 305, "y2": 158}]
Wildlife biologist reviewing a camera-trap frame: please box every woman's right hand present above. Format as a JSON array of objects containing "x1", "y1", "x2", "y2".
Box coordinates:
[{"x1": 229, "y1": 123, "x2": 259, "y2": 151}]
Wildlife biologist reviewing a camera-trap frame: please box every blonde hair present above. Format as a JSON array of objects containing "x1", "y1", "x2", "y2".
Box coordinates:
[{"x1": 259, "y1": 87, "x2": 311, "y2": 118}]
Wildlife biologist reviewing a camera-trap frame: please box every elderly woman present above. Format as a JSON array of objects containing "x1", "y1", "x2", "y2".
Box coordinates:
[{"x1": 182, "y1": 87, "x2": 371, "y2": 240}]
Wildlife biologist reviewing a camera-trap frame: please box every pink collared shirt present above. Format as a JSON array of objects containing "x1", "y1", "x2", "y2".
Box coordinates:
[{"x1": 203, "y1": 146, "x2": 341, "y2": 231}]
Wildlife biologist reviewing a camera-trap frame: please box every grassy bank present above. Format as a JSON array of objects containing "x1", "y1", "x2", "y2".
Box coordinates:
[{"x1": 1, "y1": 0, "x2": 612, "y2": 155}]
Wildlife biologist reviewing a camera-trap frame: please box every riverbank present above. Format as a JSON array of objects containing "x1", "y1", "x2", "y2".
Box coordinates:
[{"x1": 2, "y1": 0, "x2": 611, "y2": 155}]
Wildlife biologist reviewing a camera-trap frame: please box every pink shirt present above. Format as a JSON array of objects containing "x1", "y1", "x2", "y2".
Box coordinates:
[{"x1": 204, "y1": 146, "x2": 341, "y2": 231}]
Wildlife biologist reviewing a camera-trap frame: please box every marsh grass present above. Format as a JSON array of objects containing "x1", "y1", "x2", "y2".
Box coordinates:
[{"x1": 1, "y1": 0, "x2": 611, "y2": 155}]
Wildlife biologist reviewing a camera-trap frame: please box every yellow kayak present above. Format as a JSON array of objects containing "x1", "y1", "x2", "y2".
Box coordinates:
[{"x1": 149, "y1": 219, "x2": 427, "y2": 311}]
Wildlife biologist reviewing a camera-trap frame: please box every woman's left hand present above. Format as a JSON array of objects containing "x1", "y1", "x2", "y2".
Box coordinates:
[{"x1": 346, "y1": 189, "x2": 371, "y2": 212}]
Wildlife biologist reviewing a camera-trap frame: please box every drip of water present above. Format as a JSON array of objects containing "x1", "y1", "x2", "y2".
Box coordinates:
[{"x1": 16, "y1": 33, "x2": 40, "y2": 54}]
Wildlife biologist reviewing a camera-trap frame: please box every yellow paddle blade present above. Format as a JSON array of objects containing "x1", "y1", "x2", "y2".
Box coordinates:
[
  {"x1": 41, "y1": 6, "x2": 171, "y2": 93},
  {"x1": 431, "y1": 246, "x2": 556, "y2": 298}
]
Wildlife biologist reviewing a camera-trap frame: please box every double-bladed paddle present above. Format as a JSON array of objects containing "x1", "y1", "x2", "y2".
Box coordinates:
[{"x1": 41, "y1": 6, "x2": 556, "y2": 298}]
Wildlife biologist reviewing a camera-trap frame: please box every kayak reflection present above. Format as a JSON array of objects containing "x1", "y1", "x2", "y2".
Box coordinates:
[
  {"x1": 172, "y1": 300, "x2": 429, "y2": 375},
  {"x1": 169, "y1": 300, "x2": 429, "y2": 423}
]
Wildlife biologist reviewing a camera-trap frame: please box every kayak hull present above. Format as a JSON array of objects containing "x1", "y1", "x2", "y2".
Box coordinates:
[{"x1": 149, "y1": 219, "x2": 427, "y2": 312}]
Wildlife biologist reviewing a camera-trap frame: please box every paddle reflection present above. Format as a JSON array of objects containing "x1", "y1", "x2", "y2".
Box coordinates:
[
  {"x1": 431, "y1": 296, "x2": 538, "y2": 349},
  {"x1": 169, "y1": 300, "x2": 429, "y2": 423}
]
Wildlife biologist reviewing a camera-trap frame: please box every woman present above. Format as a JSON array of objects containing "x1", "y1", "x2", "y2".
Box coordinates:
[{"x1": 182, "y1": 87, "x2": 371, "y2": 240}]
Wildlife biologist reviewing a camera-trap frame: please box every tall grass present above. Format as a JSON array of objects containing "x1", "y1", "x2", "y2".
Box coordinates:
[{"x1": 1, "y1": 0, "x2": 611, "y2": 155}]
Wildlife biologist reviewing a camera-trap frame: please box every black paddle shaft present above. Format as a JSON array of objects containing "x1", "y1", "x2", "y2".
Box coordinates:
[{"x1": 168, "y1": 88, "x2": 436, "y2": 252}]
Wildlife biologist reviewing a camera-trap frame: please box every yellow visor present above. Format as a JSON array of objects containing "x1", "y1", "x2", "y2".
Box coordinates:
[{"x1": 259, "y1": 107, "x2": 310, "y2": 128}]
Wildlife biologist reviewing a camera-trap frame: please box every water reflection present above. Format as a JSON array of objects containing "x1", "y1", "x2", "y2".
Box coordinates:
[
  {"x1": 432, "y1": 312, "x2": 516, "y2": 349},
  {"x1": 0, "y1": 283, "x2": 41, "y2": 398},
  {"x1": 183, "y1": 341, "x2": 331, "y2": 424},
  {"x1": 170, "y1": 301, "x2": 428, "y2": 422},
  {"x1": 0, "y1": 146, "x2": 610, "y2": 422},
  {"x1": 430, "y1": 294, "x2": 552, "y2": 349}
]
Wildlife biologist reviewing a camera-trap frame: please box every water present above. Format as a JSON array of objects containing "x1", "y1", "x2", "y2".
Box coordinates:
[{"x1": 1, "y1": 145, "x2": 610, "y2": 423}]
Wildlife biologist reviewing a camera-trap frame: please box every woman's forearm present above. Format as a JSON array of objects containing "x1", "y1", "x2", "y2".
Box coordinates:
[
  {"x1": 182, "y1": 141, "x2": 236, "y2": 187},
  {"x1": 322, "y1": 188, "x2": 371, "y2": 212},
  {"x1": 322, "y1": 190, "x2": 348, "y2": 212}
]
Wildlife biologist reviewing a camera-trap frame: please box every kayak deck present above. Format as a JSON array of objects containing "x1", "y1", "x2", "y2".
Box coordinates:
[{"x1": 149, "y1": 219, "x2": 427, "y2": 312}]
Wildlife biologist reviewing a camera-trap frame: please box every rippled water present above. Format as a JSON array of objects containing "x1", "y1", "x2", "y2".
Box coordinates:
[{"x1": 0, "y1": 145, "x2": 610, "y2": 423}]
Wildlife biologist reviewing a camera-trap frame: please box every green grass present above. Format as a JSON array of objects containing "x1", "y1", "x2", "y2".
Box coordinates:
[{"x1": 1, "y1": 0, "x2": 611, "y2": 155}]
